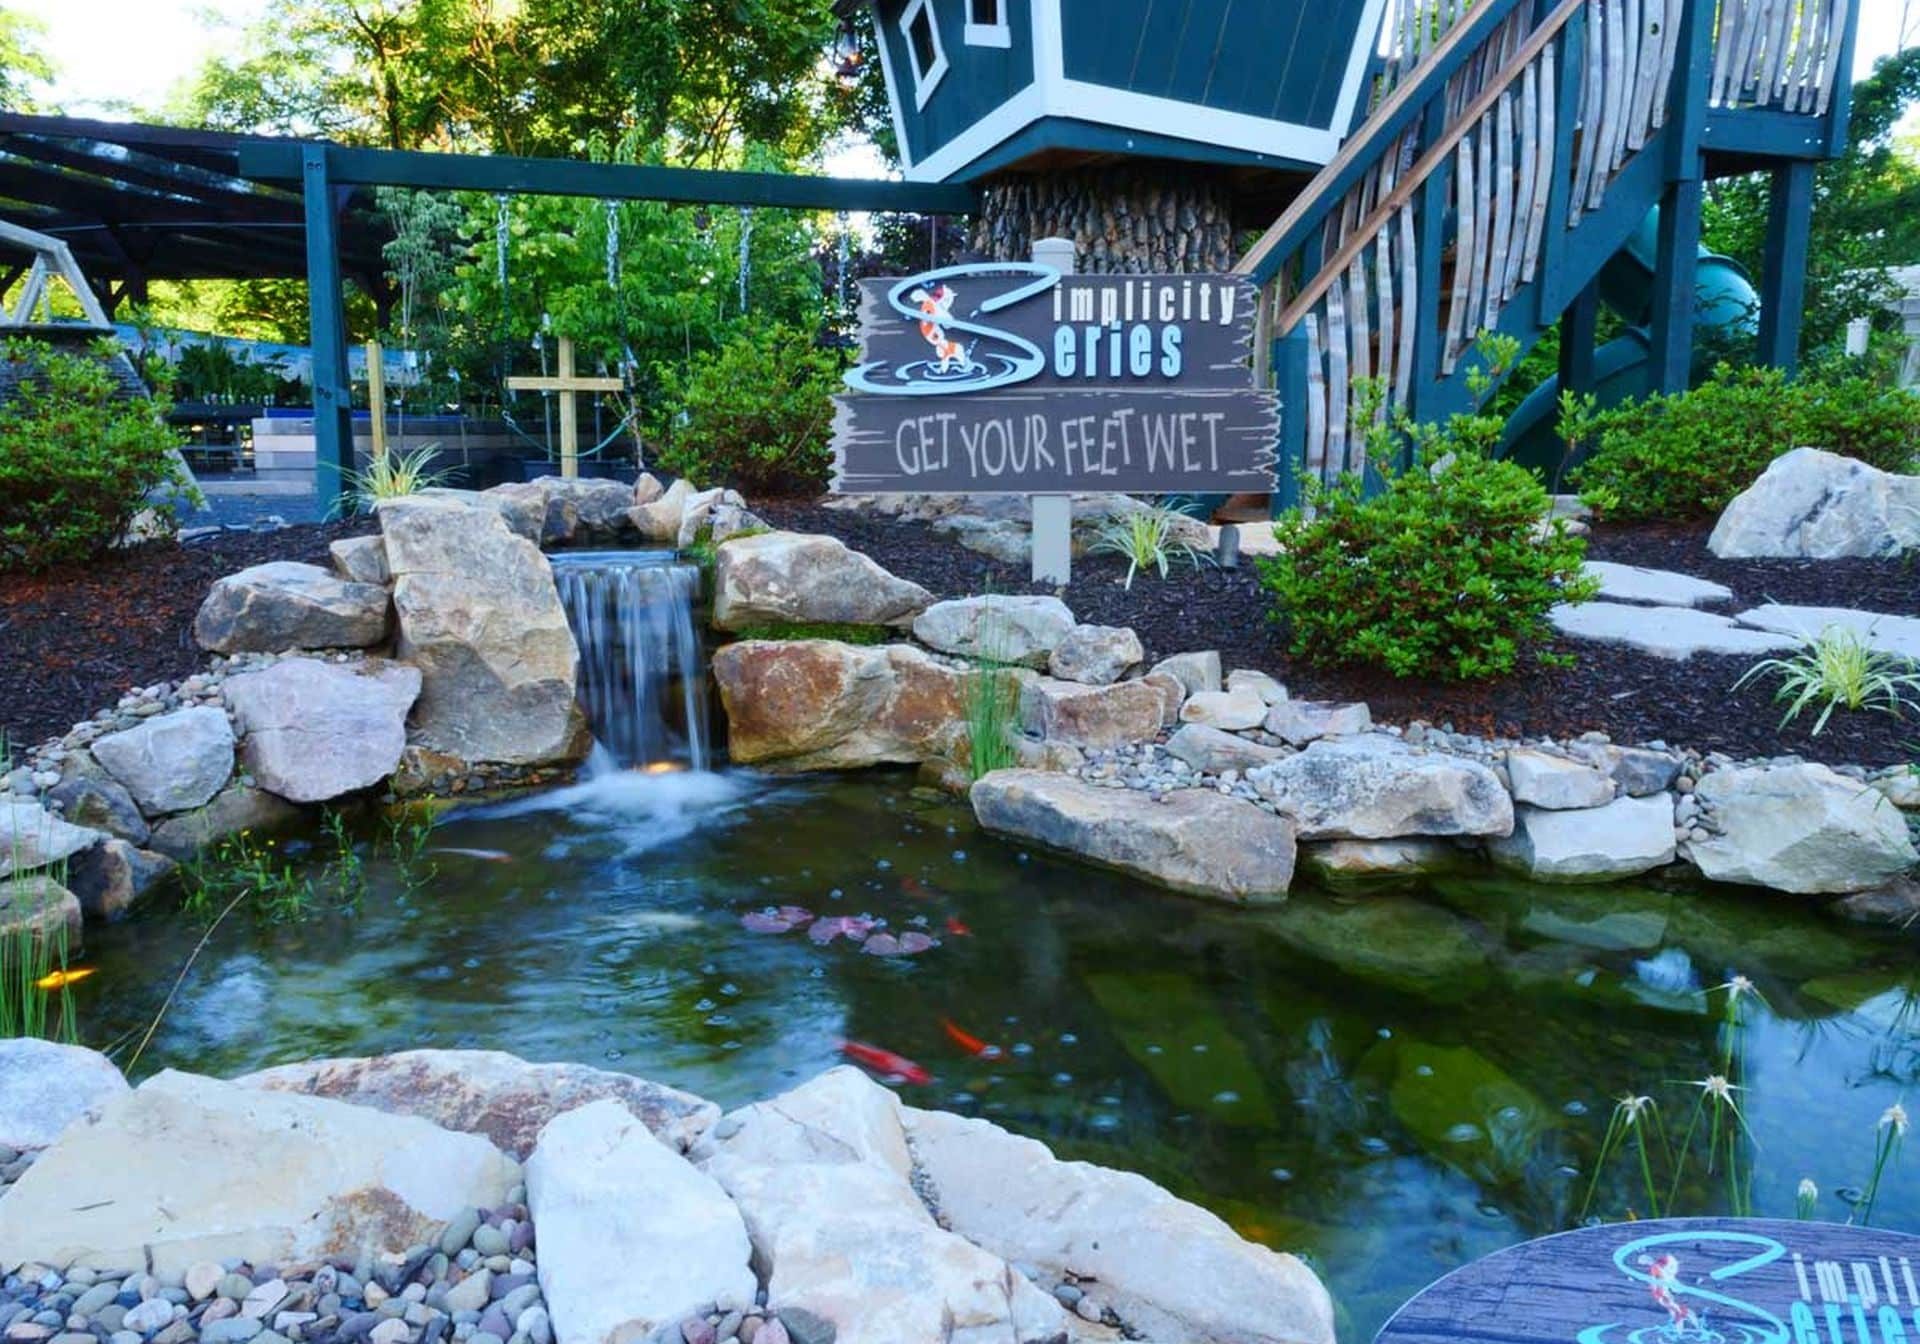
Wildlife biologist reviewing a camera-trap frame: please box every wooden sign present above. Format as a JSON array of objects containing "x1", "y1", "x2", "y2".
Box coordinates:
[
  {"x1": 831, "y1": 263, "x2": 1277, "y2": 495},
  {"x1": 1376, "y1": 1217, "x2": 1920, "y2": 1344}
]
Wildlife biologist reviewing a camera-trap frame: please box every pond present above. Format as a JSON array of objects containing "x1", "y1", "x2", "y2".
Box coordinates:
[{"x1": 67, "y1": 764, "x2": 1920, "y2": 1342}]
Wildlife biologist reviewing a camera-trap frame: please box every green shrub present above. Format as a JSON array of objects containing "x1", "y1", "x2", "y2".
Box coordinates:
[
  {"x1": 1575, "y1": 364, "x2": 1920, "y2": 521},
  {"x1": 1259, "y1": 377, "x2": 1596, "y2": 682},
  {"x1": 0, "y1": 338, "x2": 192, "y2": 571},
  {"x1": 654, "y1": 324, "x2": 840, "y2": 496}
]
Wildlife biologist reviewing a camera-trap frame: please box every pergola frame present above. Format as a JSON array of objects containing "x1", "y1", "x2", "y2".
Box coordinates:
[{"x1": 0, "y1": 113, "x2": 980, "y2": 505}]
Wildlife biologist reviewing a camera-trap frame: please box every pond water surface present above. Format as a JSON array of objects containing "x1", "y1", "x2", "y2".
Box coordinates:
[{"x1": 70, "y1": 767, "x2": 1920, "y2": 1342}]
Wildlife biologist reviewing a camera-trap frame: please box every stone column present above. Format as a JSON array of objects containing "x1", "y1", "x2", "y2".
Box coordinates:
[{"x1": 971, "y1": 164, "x2": 1237, "y2": 274}]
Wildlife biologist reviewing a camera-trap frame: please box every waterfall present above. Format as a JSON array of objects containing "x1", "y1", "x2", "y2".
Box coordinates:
[{"x1": 550, "y1": 552, "x2": 711, "y2": 772}]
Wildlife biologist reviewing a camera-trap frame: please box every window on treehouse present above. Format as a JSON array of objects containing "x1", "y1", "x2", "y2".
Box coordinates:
[
  {"x1": 965, "y1": 0, "x2": 1011, "y2": 47},
  {"x1": 899, "y1": 0, "x2": 949, "y2": 108}
]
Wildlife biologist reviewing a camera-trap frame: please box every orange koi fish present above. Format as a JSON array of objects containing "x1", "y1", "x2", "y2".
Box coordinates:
[
  {"x1": 35, "y1": 967, "x2": 96, "y2": 991},
  {"x1": 839, "y1": 1040, "x2": 932, "y2": 1085},
  {"x1": 941, "y1": 1018, "x2": 1002, "y2": 1060}
]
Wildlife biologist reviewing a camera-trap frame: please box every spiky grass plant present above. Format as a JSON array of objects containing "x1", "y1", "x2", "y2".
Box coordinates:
[
  {"x1": 1858, "y1": 1102, "x2": 1909, "y2": 1227},
  {"x1": 962, "y1": 600, "x2": 1021, "y2": 781},
  {"x1": 1580, "y1": 1094, "x2": 1670, "y2": 1221},
  {"x1": 0, "y1": 874, "x2": 76, "y2": 1043},
  {"x1": 1089, "y1": 506, "x2": 1213, "y2": 590},
  {"x1": 341, "y1": 444, "x2": 450, "y2": 514},
  {"x1": 1733, "y1": 625, "x2": 1920, "y2": 736}
]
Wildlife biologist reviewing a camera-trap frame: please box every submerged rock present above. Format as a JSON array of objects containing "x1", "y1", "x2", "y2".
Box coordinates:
[
  {"x1": 1256, "y1": 895, "x2": 1491, "y2": 1000},
  {"x1": 711, "y1": 531, "x2": 933, "y2": 632},
  {"x1": 237, "y1": 1048, "x2": 718, "y2": 1159},
  {"x1": 194, "y1": 561, "x2": 391, "y2": 654},
  {"x1": 527, "y1": 1100, "x2": 754, "y2": 1344},
  {"x1": 63, "y1": 836, "x2": 174, "y2": 920},
  {"x1": 0, "y1": 1069, "x2": 520, "y2": 1275},
  {"x1": 970, "y1": 769, "x2": 1296, "y2": 902},
  {"x1": 146, "y1": 783, "x2": 301, "y2": 861}
]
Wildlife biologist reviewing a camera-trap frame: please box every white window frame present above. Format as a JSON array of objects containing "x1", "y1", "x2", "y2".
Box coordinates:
[
  {"x1": 898, "y1": 0, "x2": 950, "y2": 109},
  {"x1": 964, "y1": 0, "x2": 1011, "y2": 48}
]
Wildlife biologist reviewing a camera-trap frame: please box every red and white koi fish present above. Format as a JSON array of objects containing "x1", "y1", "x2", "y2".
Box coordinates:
[
  {"x1": 840, "y1": 1040, "x2": 932, "y2": 1085},
  {"x1": 910, "y1": 284, "x2": 969, "y2": 373}
]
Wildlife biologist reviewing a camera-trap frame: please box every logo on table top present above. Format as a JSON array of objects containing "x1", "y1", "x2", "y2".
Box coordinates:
[{"x1": 1375, "y1": 1219, "x2": 1920, "y2": 1344}]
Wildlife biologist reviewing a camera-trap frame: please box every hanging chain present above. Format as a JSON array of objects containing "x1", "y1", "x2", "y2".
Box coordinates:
[
  {"x1": 494, "y1": 193, "x2": 511, "y2": 303},
  {"x1": 738, "y1": 206, "x2": 753, "y2": 314},
  {"x1": 603, "y1": 199, "x2": 621, "y2": 291}
]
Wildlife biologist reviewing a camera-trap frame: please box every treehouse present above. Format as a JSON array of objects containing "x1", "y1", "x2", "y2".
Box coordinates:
[{"x1": 861, "y1": 0, "x2": 1384, "y2": 184}]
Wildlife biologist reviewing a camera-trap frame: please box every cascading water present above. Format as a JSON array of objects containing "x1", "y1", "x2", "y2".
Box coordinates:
[{"x1": 550, "y1": 552, "x2": 711, "y2": 772}]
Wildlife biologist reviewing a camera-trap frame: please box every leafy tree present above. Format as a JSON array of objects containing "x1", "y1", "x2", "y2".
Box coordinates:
[
  {"x1": 1704, "y1": 48, "x2": 1920, "y2": 357},
  {"x1": 0, "y1": 7, "x2": 53, "y2": 112}
]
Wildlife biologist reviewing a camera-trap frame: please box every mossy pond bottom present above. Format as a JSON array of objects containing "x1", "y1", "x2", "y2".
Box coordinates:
[{"x1": 70, "y1": 768, "x2": 1920, "y2": 1340}]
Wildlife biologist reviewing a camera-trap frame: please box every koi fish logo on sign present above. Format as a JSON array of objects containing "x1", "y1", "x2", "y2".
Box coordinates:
[
  {"x1": 831, "y1": 262, "x2": 1276, "y2": 494},
  {"x1": 1375, "y1": 1219, "x2": 1920, "y2": 1344}
]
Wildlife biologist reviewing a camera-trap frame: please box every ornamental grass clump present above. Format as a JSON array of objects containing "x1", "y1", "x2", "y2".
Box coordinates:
[
  {"x1": 961, "y1": 601, "x2": 1021, "y2": 781},
  {"x1": 1732, "y1": 624, "x2": 1920, "y2": 735},
  {"x1": 342, "y1": 444, "x2": 451, "y2": 513},
  {"x1": 1258, "y1": 350, "x2": 1597, "y2": 683},
  {"x1": 1088, "y1": 505, "x2": 1213, "y2": 589}
]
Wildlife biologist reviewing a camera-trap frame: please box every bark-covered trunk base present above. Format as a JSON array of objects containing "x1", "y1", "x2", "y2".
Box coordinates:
[{"x1": 970, "y1": 164, "x2": 1237, "y2": 273}]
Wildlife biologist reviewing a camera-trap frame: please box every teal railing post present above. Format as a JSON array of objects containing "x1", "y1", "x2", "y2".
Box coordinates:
[
  {"x1": 1407, "y1": 91, "x2": 1452, "y2": 433},
  {"x1": 1756, "y1": 159, "x2": 1816, "y2": 374},
  {"x1": 1647, "y1": 0, "x2": 1713, "y2": 394},
  {"x1": 1824, "y1": 0, "x2": 1860, "y2": 158},
  {"x1": 302, "y1": 144, "x2": 354, "y2": 513},
  {"x1": 1274, "y1": 326, "x2": 1310, "y2": 513}
]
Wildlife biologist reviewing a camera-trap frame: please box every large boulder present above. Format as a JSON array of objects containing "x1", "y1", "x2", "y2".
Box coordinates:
[
  {"x1": 711, "y1": 531, "x2": 933, "y2": 632},
  {"x1": 329, "y1": 534, "x2": 390, "y2": 586},
  {"x1": 1489, "y1": 795, "x2": 1677, "y2": 883},
  {"x1": 713, "y1": 640, "x2": 1002, "y2": 770},
  {"x1": 0, "y1": 799, "x2": 105, "y2": 878},
  {"x1": 1047, "y1": 624, "x2": 1144, "y2": 685},
  {"x1": 911, "y1": 595, "x2": 1075, "y2": 668},
  {"x1": 414, "y1": 486, "x2": 544, "y2": 543},
  {"x1": 630, "y1": 478, "x2": 693, "y2": 544},
  {"x1": 0, "y1": 1040, "x2": 127, "y2": 1154},
  {"x1": 528, "y1": 1101, "x2": 755, "y2": 1344},
  {"x1": 695, "y1": 1069, "x2": 1069, "y2": 1344},
  {"x1": 1709, "y1": 447, "x2": 1920, "y2": 559},
  {"x1": 194, "y1": 561, "x2": 391, "y2": 653},
  {"x1": 225, "y1": 657, "x2": 422, "y2": 803},
  {"x1": 1020, "y1": 677, "x2": 1168, "y2": 749},
  {"x1": 0, "y1": 875, "x2": 81, "y2": 951},
  {"x1": 237, "y1": 1049, "x2": 718, "y2": 1159},
  {"x1": 904, "y1": 1105, "x2": 1336, "y2": 1344},
  {"x1": 90, "y1": 705, "x2": 234, "y2": 817},
  {"x1": 148, "y1": 783, "x2": 301, "y2": 861},
  {"x1": 0, "y1": 1069, "x2": 521, "y2": 1275},
  {"x1": 380, "y1": 496, "x2": 584, "y2": 766},
  {"x1": 1248, "y1": 736, "x2": 1513, "y2": 841},
  {"x1": 1684, "y1": 763, "x2": 1919, "y2": 894},
  {"x1": 971, "y1": 769, "x2": 1296, "y2": 902}
]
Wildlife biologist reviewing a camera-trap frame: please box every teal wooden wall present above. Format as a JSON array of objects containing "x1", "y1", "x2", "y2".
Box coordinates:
[
  {"x1": 876, "y1": 0, "x2": 1037, "y2": 168},
  {"x1": 1059, "y1": 0, "x2": 1373, "y2": 128}
]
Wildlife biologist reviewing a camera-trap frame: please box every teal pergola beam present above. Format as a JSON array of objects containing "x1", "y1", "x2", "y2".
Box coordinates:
[
  {"x1": 243, "y1": 142, "x2": 980, "y2": 214},
  {"x1": 265, "y1": 140, "x2": 980, "y2": 509}
]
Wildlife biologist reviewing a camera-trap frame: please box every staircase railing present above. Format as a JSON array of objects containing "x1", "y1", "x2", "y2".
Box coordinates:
[
  {"x1": 1710, "y1": 0, "x2": 1852, "y2": 115},
  {"x1": 1238, "y1": 0, "x2": 1689, "y2": 493}
]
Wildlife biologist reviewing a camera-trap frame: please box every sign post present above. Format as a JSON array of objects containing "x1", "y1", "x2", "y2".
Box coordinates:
[
  {"x1": 1028, "y1": 237, "x2": 1078, "y2": 585},
  {"x1": 364, "y1": 339, "x2": 388, "y2": 465},
  {"x1": 830, "y1": 250, "x2": 1277, "y2": 583}
]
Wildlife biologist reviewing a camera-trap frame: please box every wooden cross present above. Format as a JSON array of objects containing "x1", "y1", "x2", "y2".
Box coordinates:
[{"x1": 504, "y1": 336, "x2": 624, "y2": 479}]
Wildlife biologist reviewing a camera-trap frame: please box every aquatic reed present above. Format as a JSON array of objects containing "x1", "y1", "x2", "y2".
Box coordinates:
[{"x1": 962, "y1": 600, "x2": 1021, "y2": 781}]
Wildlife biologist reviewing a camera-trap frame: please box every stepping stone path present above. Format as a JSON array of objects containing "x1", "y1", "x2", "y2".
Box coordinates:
[{"x1": 1555, "y1": 563, "x2": 1920, "y2": 661}]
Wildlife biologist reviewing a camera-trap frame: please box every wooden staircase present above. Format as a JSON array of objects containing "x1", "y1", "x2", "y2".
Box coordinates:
[{"x1": 1233, "y1": 0, "x2": 1859, "y2": 505}]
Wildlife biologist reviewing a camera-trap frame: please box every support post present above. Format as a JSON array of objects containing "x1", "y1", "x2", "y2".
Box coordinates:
[
  {"x1": 365, "y1": 339, "x2": 388, "y2": 464},
  {"x1": 1029, "y1": 235, "x2": 1077, "y2": 586},
  {"x1": 1757, "y1": 160, "x2": 1815, "y2": 375},
  {"x1": 302, "y1": 144, "x2": 354, "y2": 512},
  {"x1": 1407, "y1": 91, "x2": 1452, "y2": 429},
  {"x1": 1646, "y1": 177, "x2": 1703, "y2": 395},
  {"x1": 1274, "y1": 327, "x2": 1310, "y2": 513},
  {"x1": 1559, "y1": 279, "x2": 1600, "y2": 396}
]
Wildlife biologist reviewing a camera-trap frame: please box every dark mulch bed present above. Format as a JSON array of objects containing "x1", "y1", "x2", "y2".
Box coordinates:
[
  {"x1": 1, "y1": 521, "x2": 374, "y2": 754},
  {"x1": 755, "y1": 500, "x2": 1920, "y2": 768}
]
